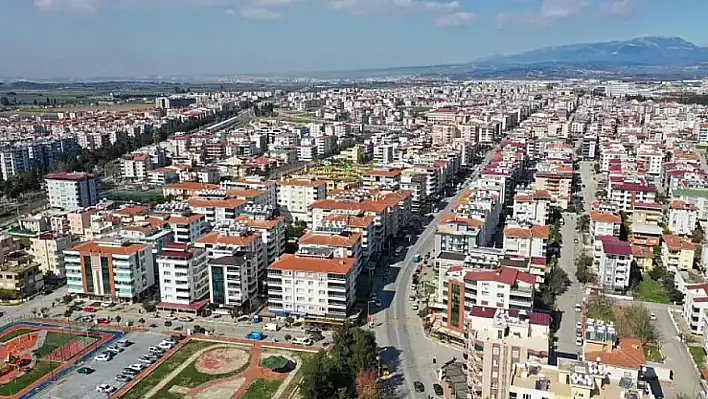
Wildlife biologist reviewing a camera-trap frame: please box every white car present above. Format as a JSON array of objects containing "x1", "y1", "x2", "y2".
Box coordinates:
[
  {"x1": 411, "y1": 304, "x2": 419, "y2": 311},
  {"x1": 96, "y1": 384, "x2": 116, "y2": 393},
  {"x1": 576, "y1": 337, "x2": 583, "y2": 346},
  {"x1": 95, "y1": 352, "x2": 112, "y2": 361},
  {"x1": 650, "y1": 313, "x2": 657, "y2": 321},
  {"x1": 164, "y1": 314, "x2": 177, "y2": 320},
  {"x1": 116, "y1": 339, "x2": 132, "y2": 347},
  {"x1": 158, "y1": 342, "x2": 174, "y2": 350},
  {"x1": 128, "y1": 363, "x2": 146, "y2": 372},
  {"x1": 105, "y1": 346, "x2": 123, "y2": 354},
  {"x1": 576, "y1": 322, "x2": 582, "y2": 330},
  {"x1": 148, "y1": 346, "x2": 164, "y2": 354},
  {"x1": 575, "y1": 303, "x2": 582, "y2": 312},
  {"x1": 177, "y1": 316, "x2": 193, "y2": 322}
]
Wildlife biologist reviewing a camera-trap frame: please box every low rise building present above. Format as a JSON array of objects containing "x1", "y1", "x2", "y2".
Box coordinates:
[
  {"x1": 662, "y1": 234, "x2": 696, "y2": 271},
  {"x1": 0, "y1": 255, "x2": 44, "y2": 300}
]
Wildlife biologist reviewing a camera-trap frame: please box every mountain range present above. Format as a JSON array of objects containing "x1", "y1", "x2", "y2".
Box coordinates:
[{"x1": 330, "y1": 36, "x2": 708, "y2": 80}]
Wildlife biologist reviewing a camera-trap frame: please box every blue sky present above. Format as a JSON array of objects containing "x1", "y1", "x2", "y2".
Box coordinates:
[{"x1": 1, "y1": 0, "x2": 707, "y2": 78}]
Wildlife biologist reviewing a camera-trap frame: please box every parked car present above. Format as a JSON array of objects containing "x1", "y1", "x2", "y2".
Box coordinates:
[
  {"x1": 96, "y1": 384, "x2": 116, "y2": 394},
  {"x1": 576, "y1": 337, "x2": 583, "y2": 346},
  {"x1": 77, "y1": 367, "x2": 94, "y2": 375},
  {"x1": 148, "y1": 346, "x2": 164, "y2": 354},
  {"x1": 116, "y1": 339, "x2": 132, "y2": 347},
  {"x1": 650, "y1": 313, "x2": 657, "y2": 321},
  {"x1": 122, "y1": 368, "x2": 139, "y2": 376},
  {"x1": 411, "y1": 304, "x2": 419, "y2": 311},
  {"x1": 433, "y1": 383, "x2": 444, "y2": 396},
  {"x1": 246, "y1": 331, "x2": 264, "y2": 340},
  {"x1": 158, "y1": 341, "x2": 174, "y2": 350},
  {"x1": 414, "y1": 381, "x2": 425, "y2": 392},
  {"x1": 164, "y1": 314, "x2": 177, "y2": 320},
  {"x1": 94, "y1": 352, "x2": 112, "y2": 361},
  {"x1": 128, "y1": 363, "x2": 146, "y2": 372},
  {"x1": 115, "y1": 374, "x2": 132, "y2": 382},
  {"x1": 105, "y1": 346, "x2": 122, "y2": 354},
  {"x1": 82, "y1": 306, "x2": 97, "y2": 313},
  {"x1": 177, "y1": 316, "x2": 193, "y2": 322},
  {"x1": 138, "y1": 356, "x2": 155, "y2": 364}
]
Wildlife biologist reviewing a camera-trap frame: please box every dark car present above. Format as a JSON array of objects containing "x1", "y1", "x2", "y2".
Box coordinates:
[
  {"x1": 77, "y1": 367, "x2": 95, "y2": 375},
  {"x1": 433, "y1": 383, "x2": 444, "y2": 396},
  {"x1": 414, "y1": 381, "x2": 425, "y2": 392}
]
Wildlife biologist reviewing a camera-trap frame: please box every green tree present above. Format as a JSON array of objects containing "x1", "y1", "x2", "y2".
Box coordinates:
[
  {"x1": 577, "y1": 214, "x2": 590, "y2": 233},
  {"x1": 300, "y1": 351, "x2": 348, "y2": 399},
  {"x1": 692, "y1": 223, "x2": 704, "y2": 244},
  {"x1": 622, "y1": 303, "x2": 661, "y2": 345},
  {"x1": 575, "y1": 253, "x2": 596, "y2": 284},
  {"x1": 285, "y1": 220, "x2": 308, "y2": 239}
]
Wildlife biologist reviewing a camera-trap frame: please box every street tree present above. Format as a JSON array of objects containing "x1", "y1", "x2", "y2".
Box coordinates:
[
  {"x1": 576, "y1": 214, "x2": 591, "y2": 233},
  {"x1": 299, "y1": 350, "x2": 348, "y2": 399},
  {"x1": 622, "y1": 304, "x2": 661, "y2": 345},
  {"x1": 575, "y1": 253, "x2": 596, "y2": 284},
  {"x1": 355, "y1": 370, "x2": 380, "y2": 399},
  {"x1": 692, "y1": 223, "x2": 704, "y2": 244}
]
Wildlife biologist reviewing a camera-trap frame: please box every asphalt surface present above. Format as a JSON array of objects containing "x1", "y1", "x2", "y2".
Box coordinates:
[
  {"x1": 38, "y1": 331, "x2": 167, "y2": 399},
  {"x1": 374, "y1": 148, "x2": 496, "y2": 398}
]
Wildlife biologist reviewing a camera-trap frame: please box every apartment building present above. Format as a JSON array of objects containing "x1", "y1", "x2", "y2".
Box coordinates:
[
  {"x1": 208, "y1": 251, "x2": 262, "y2": 310},
  {"x1": 267, "y1": 251, "x2": 359, "y2": 320},
  {"x1": 186, "y1": 197, "x2": 247, "y2": 224},
  {"x1": 435, "y1": 213, "x2": 492, "y2": 254},
  {"x1": 594, "y1": 236, "x2": 632, "y2": 291},
  {"x1": 609, "y1": 183, "x2": 656, "y2": 211},
  {"x1": 156, "y1": 243, "x2": 209, "y2": 309},
  {"x1": 121, "y1": 153, "x2": 150, "y2": 182},
  {"x1": 278, "y1": 179, "x2": 327, "y2": 223},
  {"x1": 221, "y1": 177, "x2": 278, "y2": 209},
  {"x1": 668, "y1": 200, "x2": 698, "y2": 236},
  {"x1": 581, "y1": 136, "x2": 597, "y2": 160},
  {"x1": 662, "y1": 234, "x2": 696, "y2": 271},
  {"x1": 363, "y1": 168, "x2": 402, "y2": 189},
  {"x1": 684, "y1": 283, "x2": 708, "y2": 334},
  {"x1": 466, "y1": 307, "x2": 551, "y2": 399},
  {"x1": 588, "y1": 211, "x2": 621, "y2": 241},
  {"x1": 0, "y1": 256, "x2": 44, "y2": 300},
  {"x1": 45, "y1": 172, "x2": 99, "y2": 211},
  {"x1": 234, "y1": 215, "x2": 286, "y2": 264},
  {"x1": 155, "y1": 209, "x2": 209, "y2": 243},
  {"x1": 29, "y1": 232, "x2": 72, "y2": 279},
  {"x1": 533, "y1": 166, "x2": 573, "y2": 210},
  {"x1": 64, "y1": 238, "x2": 154, "y2": 301},
  {"x1": 631, "y1": 202, "x2": 663, "y2": 226},
  {"x1": 503, "y1": 224, "x2": 549, "y2": 259},
  {"x1": 512, "y1": 190, "x2": 550, "y2": 225},
  {"x1": 439, "y1": 266, "x2": 536, "y2": 344}
]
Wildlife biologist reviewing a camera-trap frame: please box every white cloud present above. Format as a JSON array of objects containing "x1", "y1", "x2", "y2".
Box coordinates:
[
  {"x1": 252, "y1": 0, "x2": 296, "y2": 5},
  {"x1": 497, "y1": 0, "x2": 591, "y2": 27},
  {"x1": 225, "y1": 8, "x2": 235, "y2": 14},
  {"x1": 434, "y1": 11, "x2": 475, "y2": 27},
  {"x1": 327, "y1": 0, "x2": 459, "y2": 15},
  {"x1": 600, "y1": 0, "x2": 640, "y2": 17},
  {"x1": 34, "y1": 0, "x2": 98, "y2": 11},
  {"x1": 240, "y1": 7, "x2": 282, "y2": 19}
]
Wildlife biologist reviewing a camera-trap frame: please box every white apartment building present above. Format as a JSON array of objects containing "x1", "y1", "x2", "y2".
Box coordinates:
[
  {"x1": 512, "y1": 191, "x2": 550, "y2": 225},
  {"x1": 594, "y1": 236, "x2": 632, "y2": 291},
  {"x1": 298, "y1": 144, "x2": 318, "y2": 162},
  {"x1": 267, "y1": 252, "x2": 358, "y2": 320},
  {"x1": 156, "y1": 243, "x2": 209, "y2": 307},
  {"x1": 684, "y1": 283, "x2": 708, "y2": 334},
  {"x1": 669, "y1": 200, "x2": 698, "y2": 236},
  {"x1": 278, "y1": 179, "x2": 327, "y2": 223},
  {"x1": 64, "y1": 238, "x2": 154, "y2": 301},
  {"x1": 29, "y1": 232, "x2": 72, "y2": 278},
  {"x1": 503, "y1": 224, "x2": 548, "y2": 259},
  {"x1": 121, "y1": 154, "x2": 150, "y2": 182},
  {"x1": 588, "y1": 211, "x2": 621, "y2": 241},
  {"x1": 45, "y1": 172, "x2": 99, "y2": 211},
  {"x1": 208, "y1": 251, "x2": 261, "y2": 310},
  {"x1": 609, "y1": 183, "x2": 656, "y2": 211}
]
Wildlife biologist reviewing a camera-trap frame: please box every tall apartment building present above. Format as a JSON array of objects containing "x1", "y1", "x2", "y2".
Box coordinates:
[
  {"x1": 121, "y1": 153, "x2": 151, "y2": 182},
  {"x1": 467, "y1": 307, "x2": 551, "y2": 399},
  {"x1": 64, "y1": 238, "x2": 154, "y2": 301},
  {"x1": 278, "y1": 179, "x2": 327, "y2": 223},
  {"x1": 594, "y1": 236, "x2": 632, "y2": 291},
  {"x1": 45, "y1": 172, "x2": 99, "y2": 211},
  {"x1": 156, "y1": 243, "x2": 209, "y2": 308}
]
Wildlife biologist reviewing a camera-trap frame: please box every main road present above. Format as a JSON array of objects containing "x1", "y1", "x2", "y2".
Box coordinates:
[{"x1": 374, "y1": 148, "x2": 497, "y2": 398}]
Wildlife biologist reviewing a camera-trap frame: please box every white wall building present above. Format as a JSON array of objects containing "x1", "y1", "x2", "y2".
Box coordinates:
[
  {"x1": 45, "y1": 172, "x2": 99, "y2": 211},
  {"x1": 278, "y1": 179, "x2": 327, "y2": 223},
  {"x1": 156, "y1": 243, "x2": 209, "y2": 307}
]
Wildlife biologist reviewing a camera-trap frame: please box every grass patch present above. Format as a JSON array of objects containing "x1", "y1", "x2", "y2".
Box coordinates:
[
  {"x1": 121, "y1": 340, "x2": 219, "y2": 399},
  {"x1": 690, "y1": 346, "x2": 706, "y2": 367},
  {"x1": 0, "y1": 328, "x2": 37, "y2": 343},
  {"x1": 154, "y1": 346, "x2": 251, "y2": 398},
  {"x1": 586, "y1": 300, "x2": 616, "y2": 323},
  {"x1": 242, "y1": 379, "x2": 283, "y2": 399},
  {"x1": 0, "y1": 360, "x2": 57, "y2": 396},
  {"x1": 636, "y1": 280, "x2": 670, "y2": 304},
  {"x1": 277, "y1": 353, "x2": 310, "y2": 399},
  {"x1": 643, "y1": 344, "x2": 664, "y2": 362},
  {"x1": 36, "y1": 332, "x2": 78, "y2": 358},
  {"x1": 424, "y1": 283, "x2": 436, "y2": 296}
]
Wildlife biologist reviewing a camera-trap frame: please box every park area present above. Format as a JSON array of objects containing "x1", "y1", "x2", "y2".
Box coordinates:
[
  {"x1": 0, "y1": 322, "x2": 116, "y2": 398},
  {"x1": 119, "y1": 339, "x2": 304, "y2": 399}
]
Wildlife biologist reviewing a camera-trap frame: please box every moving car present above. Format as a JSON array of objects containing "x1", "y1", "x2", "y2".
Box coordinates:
[
  {"x1": 414, "y1": 381, "x2": 425, "y2": 392},
  {"x1": 77, "y1": 367, "x2": 94, "y2": 375},
  {"x1": 96, "y1": 384, "x2": 116, "y2": 394},
  {"x1": 433, "y1": 383, "x2": 444, "y2": 396}
]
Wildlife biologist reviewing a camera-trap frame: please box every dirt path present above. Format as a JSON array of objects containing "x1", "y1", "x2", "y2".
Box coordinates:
[{"x1": 142, "y1": 344, "x2": 244, "y2": 399}]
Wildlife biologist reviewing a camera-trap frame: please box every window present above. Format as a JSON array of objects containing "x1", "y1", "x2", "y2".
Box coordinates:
[
  {"x1": 522, "y1": 394, "x2": 531, "y2": 399},
  {"x1": 492, "y1": 347, "x2": 500, "y2": 355}
]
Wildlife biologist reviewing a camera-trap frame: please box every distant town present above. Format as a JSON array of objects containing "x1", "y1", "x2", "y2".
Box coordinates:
[{"x1": 1, "y1": 79, "x2": 708, "y2": 399}]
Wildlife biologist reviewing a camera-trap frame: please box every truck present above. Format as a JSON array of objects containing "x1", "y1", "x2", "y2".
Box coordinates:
[{"x1": 263, "y1": 323, "x2": 280, "y2": 332}]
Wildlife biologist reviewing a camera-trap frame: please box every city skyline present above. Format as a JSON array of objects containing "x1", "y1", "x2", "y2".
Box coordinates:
[{"x1": 2, "y1": 0, "x2": 708, "y2": 78}]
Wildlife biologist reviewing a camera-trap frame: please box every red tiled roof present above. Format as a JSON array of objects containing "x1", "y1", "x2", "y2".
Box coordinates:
[{"x1": 463, "y1": 266, "x2": 536, "y2": 286}]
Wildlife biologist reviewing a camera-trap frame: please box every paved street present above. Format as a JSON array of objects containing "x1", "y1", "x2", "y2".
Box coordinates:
[
  {"x1": 0, "y1": 286, "x2": 69, "y2": 321},
  {"x1": 554, "y1": 215, "x2": 584, "y2": 359},
  {"x1": 373, "y1": 148, "x2": 496, "y2": 398}
]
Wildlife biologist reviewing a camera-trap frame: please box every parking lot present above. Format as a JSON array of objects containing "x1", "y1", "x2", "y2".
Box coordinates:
[{"x1": 38, "y1": 331, "x2": 167, "y2": 399}]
